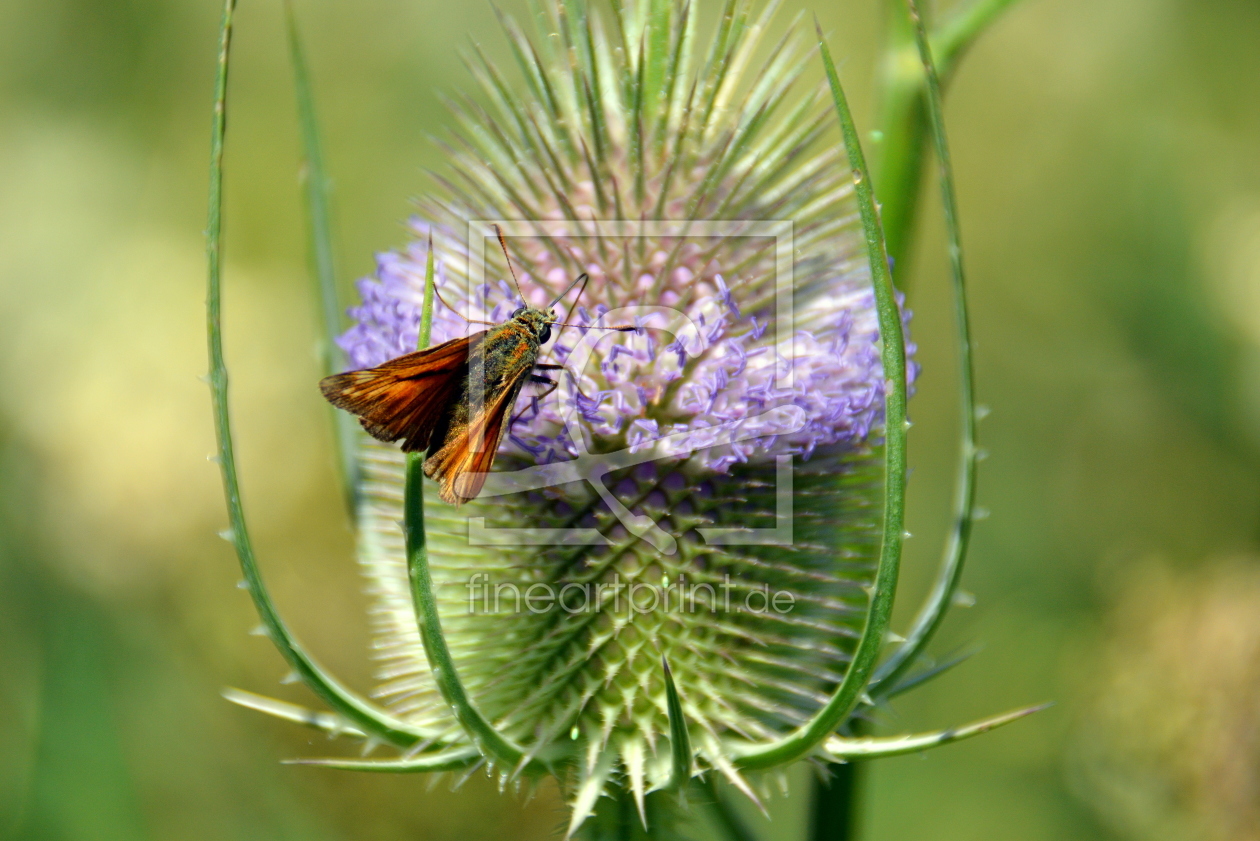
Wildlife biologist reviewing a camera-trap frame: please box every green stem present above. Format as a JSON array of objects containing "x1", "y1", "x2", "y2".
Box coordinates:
[
  {"x1": 284, "y1": 0, "x2": 359, "y2": 514},
  {"x1": 732, "y1": 23, "x2": 908, "y2": 771},
  {"x1": 870, "y1": 2, "x2": 922, "y2": 276},
  {"x1": 810, "y1": 759, "x2": 859, "y2": 841},
  {"x1": 933, "y1": 0, "x2": 1023, "y2": 72},
  {"x1": 872, "y1": 0, "x2": 1024, "y2": 281},
  {"x1": 402, "y1": 241, "x2": 528, "y2": 767}
]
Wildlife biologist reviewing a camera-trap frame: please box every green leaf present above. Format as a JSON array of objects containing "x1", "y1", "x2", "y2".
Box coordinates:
[
  {"x1": 883, "y1": 648, "x2": 978, "y2": 698},
  {"x1": 418, "y1": 231, "x2": 436, "y2": 350},
  {"x1": 932, "y1": 0, "x2": 1023, "y2": 75},
  {"x1": 872, "y1": 0, "x2": 1025, "y2": 275}
]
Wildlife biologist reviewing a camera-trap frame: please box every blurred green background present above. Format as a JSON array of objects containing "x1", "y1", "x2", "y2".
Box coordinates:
[{"x1": 2, "y1": 0, "x2": 1259, "y2": 838}]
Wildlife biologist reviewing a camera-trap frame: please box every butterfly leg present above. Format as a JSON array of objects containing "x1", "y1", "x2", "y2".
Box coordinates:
[
  {"x1": 511, "y1": 372, "x2": 560, "y2": 426},
  {"x1": 533, "y1": 361, "x2": 601, "y2": 403}
]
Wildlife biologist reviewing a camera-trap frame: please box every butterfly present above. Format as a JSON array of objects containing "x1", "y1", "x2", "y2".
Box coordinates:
[{"x1": 320, "y1": 227, "x2": 632, "y2": 505}]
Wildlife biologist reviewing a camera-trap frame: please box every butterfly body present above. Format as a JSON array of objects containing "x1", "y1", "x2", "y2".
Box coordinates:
[{"x1": 320, "y1": 304, "x2": 559, "y2": 506}]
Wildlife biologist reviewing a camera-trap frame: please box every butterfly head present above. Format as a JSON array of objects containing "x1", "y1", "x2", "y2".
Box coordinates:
[{"x1": 510, "y1": 304, "x2": 555, "y2": 346}]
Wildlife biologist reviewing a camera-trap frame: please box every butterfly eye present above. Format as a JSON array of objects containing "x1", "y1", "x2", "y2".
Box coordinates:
[
  {"x1": 511, "y1": 306, "x2": 525, "y2": 318},
  {"x1": 538, "y1": 323, "x2": 552, "y2": 344}
]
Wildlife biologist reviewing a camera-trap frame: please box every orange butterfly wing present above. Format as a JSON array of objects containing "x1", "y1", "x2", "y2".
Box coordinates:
[
  {"x1": 319, "y1": 334, "x2": 480, "y2": 453},
  {"x1": 423, "y1": 374, "x2": 527, "y2": 505}
]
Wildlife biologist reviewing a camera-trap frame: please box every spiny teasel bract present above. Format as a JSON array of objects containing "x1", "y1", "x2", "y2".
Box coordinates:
[{"x1": 333, "y1": 0, "x2": 916, "y2": 832}]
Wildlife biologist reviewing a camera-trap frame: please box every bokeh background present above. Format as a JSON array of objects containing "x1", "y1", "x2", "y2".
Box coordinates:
[{"x1": 2, "y1": 0, "x2": 1259, "y2": 838}]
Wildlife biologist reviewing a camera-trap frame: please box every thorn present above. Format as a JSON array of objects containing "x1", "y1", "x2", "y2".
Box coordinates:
[
  {"x1": 975, "y1": 404, "x2": 991, "y2": 420},
  {"x1": 903, "y1": 419, "x2": 913, "y2": 430},
  {"x1": 974, "y1": 447, "x2": 990, "y2": 461},
  {"x1": 280, "y1": 670, "x2": 301, "y2": 685},
  {"x1": 902, "y1": 531, "x2": 913, "y2": 540},
  {"x1": 198, "y1": 373, "x2": 211, "y2": 383},
  {"x1": 217, "y1": 528, "x2": 235, "y2": 542},
  {"x1": 248, "y1": 624, "x2": 269, "y2": 637},
  {"x1": 884, "y1": 630, "x2": 906, "y2": 644},
  {"x1": 952, "y1": 590, "x2": 976, "y2": 608},
  {"x1": 235, "y1": 579, "x2": 250, "y2": 590},
  {"x1": 972, "y1": 507, "x2": 990, "y2": 521},
  {"x1": 207, "y1": 453, "x2": 222, "y2": 464}
]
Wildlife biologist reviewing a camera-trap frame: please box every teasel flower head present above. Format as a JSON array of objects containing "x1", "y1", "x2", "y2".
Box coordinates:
[
  {"x1": 326, "y1": 1, "x2": 906, "y2": 826},
  {"x1": 214, "y1": 0, "x2": 1043, "y2": 836},
  {"x1": 337, "y1": 0, "x2": 915, "y2": 832}
]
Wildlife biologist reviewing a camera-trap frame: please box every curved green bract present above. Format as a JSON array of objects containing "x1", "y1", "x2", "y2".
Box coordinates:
[
  {"x1": 223, "y1": 688, "x2": 367, "y2": 737},
  {"x1": 883, "y1": 649, "x2": 976, "y2": 698},
  {"x1": 870, "y1": 0, "x2": 979, "y2": 698},
  {"x1": 731, "y1": 22, "x2": 908, "y2": 771},
  {"x1": 283, "y1": 748, "x2": 483, "y2": 773},
  {"x1": 822, "y1": 703, "x2": 1050, "y2": 760},
  {"x1": 662, "y1": 656, "x2": 692, "y2": 791},
  {"x1": 205, "y1": 0, "x2": 438, "y2": 752}
]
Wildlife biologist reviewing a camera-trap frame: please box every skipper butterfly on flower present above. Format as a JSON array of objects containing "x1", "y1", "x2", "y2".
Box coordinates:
[{"x1": 320, "y1": 226, "x2": 633, "y2": 505}]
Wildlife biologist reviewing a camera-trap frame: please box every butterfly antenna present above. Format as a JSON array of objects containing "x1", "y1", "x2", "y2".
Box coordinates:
[
  {"x1": 433, "y1": 283, "x2": 497, "y2": 327},
  {"x1": 492, "y1": 224, "x2": 526, "y2": 304},
  {"x1": 545, "y1": 273, "x2": 635, "y2": 332},
  {"x1": 547, "y1": 272, "x2": 589, "y2": 310},
  {"x1": 554, "y1": 321, "x2": 638, "y2": 333}
]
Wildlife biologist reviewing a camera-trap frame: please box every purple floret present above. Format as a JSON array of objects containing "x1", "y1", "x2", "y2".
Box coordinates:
[{"x1": 338, "y1": 220, "x2": 916, "y2": 480}]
